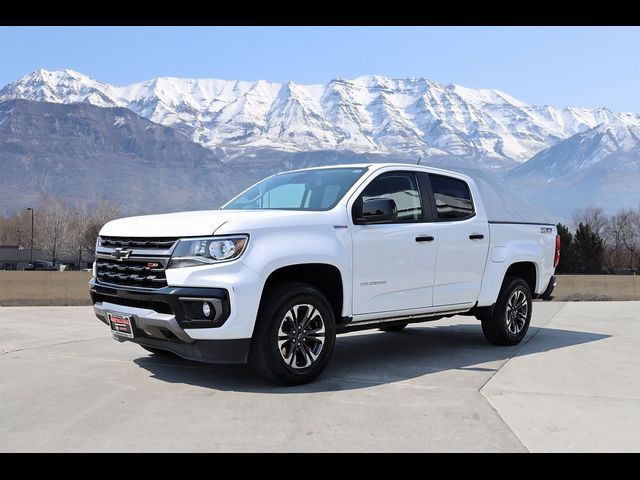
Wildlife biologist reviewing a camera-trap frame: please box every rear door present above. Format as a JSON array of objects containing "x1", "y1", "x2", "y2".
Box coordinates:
[{"x1": 421, "y1": 173, "x2": 490, "y2": 307}]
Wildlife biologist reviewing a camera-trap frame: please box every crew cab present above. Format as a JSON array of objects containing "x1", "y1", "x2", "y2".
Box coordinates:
[{"x1": 89, "y1": 163, "x2": 559, "y2": 385}]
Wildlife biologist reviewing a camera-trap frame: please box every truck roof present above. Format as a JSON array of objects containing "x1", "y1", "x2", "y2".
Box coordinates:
[{"x1": 282, "y1": 162, "x2": 470, "y2": 179}]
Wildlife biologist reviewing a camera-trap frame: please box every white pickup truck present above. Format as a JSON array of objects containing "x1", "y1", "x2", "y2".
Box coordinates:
[{"x1": 90, "y1": 163, "x2": 559, "y2": 384}]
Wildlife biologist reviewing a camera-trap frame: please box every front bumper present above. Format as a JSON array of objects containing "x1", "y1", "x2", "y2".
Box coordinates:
[{"x1": 90, "y1": 279, "x2": 250, "y2": 364}]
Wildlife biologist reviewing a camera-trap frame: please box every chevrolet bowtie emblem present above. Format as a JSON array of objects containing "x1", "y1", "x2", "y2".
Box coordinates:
[{"x1": 111, "y1": 247, "x2": 132, "y2": 261}]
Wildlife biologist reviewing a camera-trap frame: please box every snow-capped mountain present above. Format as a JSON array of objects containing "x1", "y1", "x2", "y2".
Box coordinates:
[
  {"x1": 511, "y1": 114, "x2": 640, "y2": 176},
  {"x1": 0, "y1": 98, "x2": 556, "y2": 222},
  {"x1": 508, "y1": 116, "x2": 640, "y2": 216},
  {"x1": 1, "y1": 68, "x2": 639, "y2": 219},
  {"x1": 1, "y1": 69, "x2": 634, "y2": 165},
  {"x1": 0, "y1": 99, "x2": 256, "y2": 215}
]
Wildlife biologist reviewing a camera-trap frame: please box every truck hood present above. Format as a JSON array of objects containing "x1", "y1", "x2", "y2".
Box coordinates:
[{"x1": 99, "y1": 209, "x2": 335, "y2": 238}]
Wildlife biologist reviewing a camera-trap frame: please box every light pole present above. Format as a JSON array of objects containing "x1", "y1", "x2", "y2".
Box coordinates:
[
  {"x1": 26, "y1": 208, "x2": 34, "y2": 265},
  {"x1": 17, "y1": 229, "x2": 21, "y2": 248}
]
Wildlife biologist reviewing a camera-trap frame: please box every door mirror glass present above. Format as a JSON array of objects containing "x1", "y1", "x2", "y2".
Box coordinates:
[{"x1": 358, "y1": 198, "x2": 398, "y2": 224}]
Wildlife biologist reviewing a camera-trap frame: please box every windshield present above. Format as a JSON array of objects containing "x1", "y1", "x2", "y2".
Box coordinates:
[{"x1": 223, "y1": 167, "x2": 368, "y2": 211}]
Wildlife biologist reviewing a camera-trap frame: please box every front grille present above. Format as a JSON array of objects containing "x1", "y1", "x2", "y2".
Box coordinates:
[
  {"x1": 96, "y1": 258, "x2": 168, "y2": 288},
  {"x1": 99, "y1": 236, "x2": 178, "y2": 249}
]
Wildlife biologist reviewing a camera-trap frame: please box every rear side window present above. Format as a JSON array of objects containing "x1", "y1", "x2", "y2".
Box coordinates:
[{"x1": 429, "y1": 174, "x2": 474, "y2": 220}]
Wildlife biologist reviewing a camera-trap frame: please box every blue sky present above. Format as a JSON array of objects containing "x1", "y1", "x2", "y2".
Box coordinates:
[{"x1": 1, "y1": 26, "x2": 639, "y2": 112}]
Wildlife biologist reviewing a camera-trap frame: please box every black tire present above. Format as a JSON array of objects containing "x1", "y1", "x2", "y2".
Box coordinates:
[
  {"x1": 481, "y1": 276, "x2": 532, "y2": 346},
  {"x1": 379, "y1": 322, "x2": 409, "y2": 332},
  {"x1": 140, "y1": 345, "x2": 176, "y2": 356},
  {"x1": 250, "y1": 282, "x2": 336, "y2": 385}
]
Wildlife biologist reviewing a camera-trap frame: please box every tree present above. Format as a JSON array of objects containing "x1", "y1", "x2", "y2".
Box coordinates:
[
  {"x1": 0, "y1": 209, "x2": 31, "y2": 247},
  {"x1": 35, "y1": 194, "x2": 73, "y2": 266},
  {"x1": 573, "y1": 222, "x2": 605, "y2": 274},
  {"x1": 66, "y1": 205, "x2": 91, "y2": 268},
  {"x1": 2, "y1": 197, "x2": 123, "y2": 267},
  {"x1": 607, "y1": 209, "x2": 640, "y2": 273},
  {"x1": 66, "y1": 199, "x2": 122, "y2": 268},
  {"x1": 83, "y1": 200, "x2": 122, "y2": 253},
  {"x1": 556, "y1": 223, "x2": 576, "y2": 274},
  {"x1": 572, "y1": 206, "x2": 608, "y2": 240}
]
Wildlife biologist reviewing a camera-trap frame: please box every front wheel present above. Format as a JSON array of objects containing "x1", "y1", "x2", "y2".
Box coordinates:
[
  {"x1": 250, "y1": 282, "x2": 336, "y2": 385},
  {"x1": 481, "y1": 276, "x2": 532, "y2": 346}
]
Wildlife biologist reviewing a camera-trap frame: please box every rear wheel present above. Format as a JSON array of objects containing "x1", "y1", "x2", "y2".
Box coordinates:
[
  {"x1": 379, "y1": 322, "x2": 409, "y2": 332},
  {"x1": 481, "y1": 276, "x2": 532, "y2": 346},
  {"x1": 251, "y1": 282, "x2": 336, "y2": 385}
]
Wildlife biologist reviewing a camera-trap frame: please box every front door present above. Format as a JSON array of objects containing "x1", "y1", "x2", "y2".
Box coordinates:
[{"x1": 351, "y1": 171, "x2": 437, "y2": 316}]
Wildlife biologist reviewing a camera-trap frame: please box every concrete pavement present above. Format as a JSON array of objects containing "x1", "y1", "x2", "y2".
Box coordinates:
[{"x1": 0, "y1": 302, "x2": 638, "y2": 452}]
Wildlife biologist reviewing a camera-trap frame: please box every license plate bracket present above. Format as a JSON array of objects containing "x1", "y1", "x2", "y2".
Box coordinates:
[{"x1": 108, "y1": 312, "x2": 134, "y2": 338}]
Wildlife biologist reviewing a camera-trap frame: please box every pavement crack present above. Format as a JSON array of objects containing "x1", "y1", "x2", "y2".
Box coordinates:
[
  {"x1": 0, "y1": 337, "x2": 105, "y2": 356},
  {"x1": 482, "y1": 387, "x2": 640, "y2": 404},
  {"x1": 478, "y1": 302, "x2": 568, "y2": 392},
  {"x1": 476, "y1": 302, "x2": 570, "y2": 453}
]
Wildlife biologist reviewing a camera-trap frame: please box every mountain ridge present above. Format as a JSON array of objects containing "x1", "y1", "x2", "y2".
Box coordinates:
[
  {"x1": 0, "y1": 98, "x2": 557, "y2": 222},
  {"x1": 0, "y1": 98, "x2": 256, "y2": 215},
  {"x1": 3, "y1": 69, "x2": 636, "y2": 166},
  {"x1": 1, "y1": 69, "x2": 639, "y2": 219},
  {"x1": 508, "y1": 117, "x2": 640, "y2": 216}
]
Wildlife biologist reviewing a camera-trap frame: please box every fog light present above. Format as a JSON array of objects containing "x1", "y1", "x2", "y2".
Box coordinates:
[{"x1": 202, "y1": 302, "x2": 211, "y2": 318}]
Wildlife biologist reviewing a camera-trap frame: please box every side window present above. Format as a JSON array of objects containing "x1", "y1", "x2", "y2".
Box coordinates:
[
  {"x1": 429, "y1": 174, "x2": 474, "y2": 220},
  {"x1": 359, "y1": 172, "x2": 423, "y2": 222}
]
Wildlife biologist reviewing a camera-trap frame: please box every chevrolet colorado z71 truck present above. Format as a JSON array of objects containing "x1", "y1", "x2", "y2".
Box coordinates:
[{"x1": 90, "y1": 163, "x2": 559, "y2": 385}]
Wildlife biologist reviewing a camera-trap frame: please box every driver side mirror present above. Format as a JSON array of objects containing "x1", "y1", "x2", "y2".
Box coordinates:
[{"x1": 356, "y1": 198, "x2": 398, "y2": 224}]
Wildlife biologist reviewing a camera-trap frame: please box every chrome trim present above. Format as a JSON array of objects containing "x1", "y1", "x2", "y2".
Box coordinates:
[
  {"x1": 93, "y1": 281, "x2": 164, "y2": 292},
  {"x1": 96, "y1": 246, "x2": 176, "y2": 257},
  {"x1": 94, "y1": 254, "x2": 170, "y2": 290},
  {"x1": 94, "y1": 301, "x2": 193, "y2": 343},
  {"x1": 94, "y1": 253, "x2": 169, "y2": 264},
  {"x1": 350, "y1": 308, "x2": 469, "y2": 327}
]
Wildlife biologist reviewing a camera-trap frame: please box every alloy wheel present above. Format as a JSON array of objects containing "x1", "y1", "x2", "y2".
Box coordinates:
[
  {"x1": 277, "y1": 304, "x2": 326, "y2": 369},
  {"x1": 506, "y1": 289, "x2": 528, "y2": 335}
]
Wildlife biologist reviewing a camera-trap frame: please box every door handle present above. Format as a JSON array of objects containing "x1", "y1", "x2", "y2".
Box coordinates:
[
  {"x1": 415, "y1": 235, "x2": 435, "y2": 243},
  {"x1": 469, "y1": 233, "x2": 485, "y2": 240}
]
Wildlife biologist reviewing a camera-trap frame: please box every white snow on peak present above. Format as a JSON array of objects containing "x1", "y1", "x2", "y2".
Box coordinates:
[
  {"x1": 512, "y1": 115, "x2": 640, "y2": 178},
  {"x1": 1, "y1": 69, "x2": 638, "y2": 164}
]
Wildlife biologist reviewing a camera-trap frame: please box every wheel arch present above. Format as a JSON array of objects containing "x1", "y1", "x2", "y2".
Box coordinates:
[
  {"x1": 477, "y1": 258, "x2": 541, "y2": 307},
  {"x1": 503, "y1": 261, "x2": 537, "y2": 294},
  {"x1": 257, "y1": 263, "x2": 345, "y2": 327}
]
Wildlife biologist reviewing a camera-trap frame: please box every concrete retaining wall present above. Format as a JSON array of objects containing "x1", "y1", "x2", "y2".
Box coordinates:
[
  {"x1": 552, "y1": 274, "x2": 640, "y2": 301},
  {"x1": 0, "y1": 272, "x2": 93, "y2": 306},
  {"x1": 0, "y1": 272, "x2": 639, "y2": 306}
]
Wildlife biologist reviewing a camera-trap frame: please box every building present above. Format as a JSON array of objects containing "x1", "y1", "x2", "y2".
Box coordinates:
[{"x1": 0, "y1": 245, "x2": 49, "y2": 270}]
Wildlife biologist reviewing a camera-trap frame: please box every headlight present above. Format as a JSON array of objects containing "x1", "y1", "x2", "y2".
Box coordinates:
[{"x1": 167, "y1": 235, "x2": 249, "y2": 269}]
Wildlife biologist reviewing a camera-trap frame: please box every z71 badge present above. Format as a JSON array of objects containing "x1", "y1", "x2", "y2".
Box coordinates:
[{"x1": 540, "y1": 227, "x2": 553, "y2": 234}]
